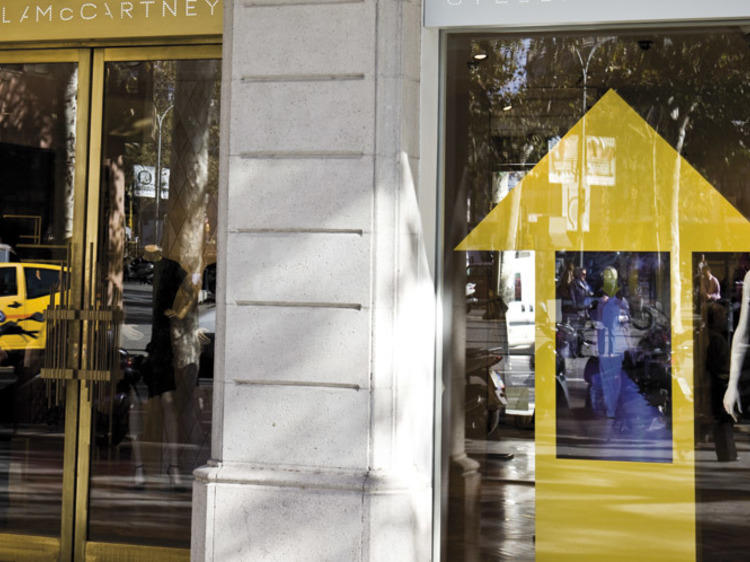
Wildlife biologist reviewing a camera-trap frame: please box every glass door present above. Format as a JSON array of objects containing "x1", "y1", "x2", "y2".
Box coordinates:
[
  {"x1": 75, "y1": 46, "x2": 221, "y2": 562},
  {"x1": 0, "y1": 49, "x2": 91, "y2": 561}
]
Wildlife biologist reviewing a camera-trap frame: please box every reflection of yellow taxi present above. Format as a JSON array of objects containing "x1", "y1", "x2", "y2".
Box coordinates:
[{"x1": 0, "y1": 263, "x2": 65, "y2": 351}]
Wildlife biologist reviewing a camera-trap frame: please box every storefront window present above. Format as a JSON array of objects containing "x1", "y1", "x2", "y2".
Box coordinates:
[
  {"x1": 443, "y1": 28, "x2": 750, "y2": 560},
  {"x1": 88, "y1": 57, "x2": 221, "y2": 548}
]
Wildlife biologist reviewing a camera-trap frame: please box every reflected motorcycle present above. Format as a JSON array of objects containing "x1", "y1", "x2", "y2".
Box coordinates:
[
  {"x1": 124, "y1": 257, "x2": 154, "y2": 284},
  {"x1": 465, "y1": 347, "x2": 506, "y2": 438}
]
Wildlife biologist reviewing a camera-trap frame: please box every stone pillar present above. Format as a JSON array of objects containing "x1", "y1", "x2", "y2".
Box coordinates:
[{"x1": 192, "y1": 0, "x2": 432, "y2": 560}]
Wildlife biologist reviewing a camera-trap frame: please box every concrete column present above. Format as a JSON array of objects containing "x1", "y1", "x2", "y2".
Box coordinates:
[{"x1": 192, "y1": 0, "x2": 432, "y2": 560}]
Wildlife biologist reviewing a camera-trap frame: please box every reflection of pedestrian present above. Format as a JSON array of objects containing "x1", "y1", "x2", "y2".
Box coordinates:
[
  {"x1": 570, "y1": 268, "x2": 592, "y2": 312},
  {"x1": 558, "y1": 262, "x2": 575, "y2": 300},
  {"x1": 697, "y1": 253, "x2": 708, "y2": 276},
  {"x1": 558, "y1": 262, "x2": 575, "y2": 321},
  {"x1": 700, "y1": 266, "x2": 721, "y2": 303},
  {"x1": 595, "y1": 299, "x2": 626, "y2": 418},
  {"x1": 592, "y1": 267, "x2": 629, "y2": 419}
]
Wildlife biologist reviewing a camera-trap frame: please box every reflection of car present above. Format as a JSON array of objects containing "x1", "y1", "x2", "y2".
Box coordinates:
[
  {"x1": 506, "y1": 300, "x2": 535, "y2": 349},
  {"x1": 0, "y1": 263, "x2": 65, "y2": 351}
]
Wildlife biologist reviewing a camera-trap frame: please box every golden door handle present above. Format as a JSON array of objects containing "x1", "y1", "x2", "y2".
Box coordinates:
[{"x1": 40, "y1": 304, "x2": 123, "y2": 382}]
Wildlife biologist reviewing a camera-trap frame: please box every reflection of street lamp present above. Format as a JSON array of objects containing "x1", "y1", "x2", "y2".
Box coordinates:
[
  {"x1": 573, "y1": 37, "x2": 614, "y2": 237},
  {"x1": 153, "y1": 103, "x2": 173, "y2": 243},
  {"x1": 574, "y1": 37, "x2": 614, "y2": 115}
]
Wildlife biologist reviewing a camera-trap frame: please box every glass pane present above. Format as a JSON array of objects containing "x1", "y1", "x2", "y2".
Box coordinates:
[
  {"x1": 24, "y1": 266, "x2": 67, "y2": 300},
  {"x1": 445, "y1": 29, "x2": 750, "y2": 560},
  {"x1": 0, "y1": 61, "x2": 78, "y2": 537},
  {"x1": 692, "y1": 251, "x2": 749, "y2": 561},
  {"x1": 87, "y1": 58, "x2": 220, "y2": 548},
  {"x1": 555, "y1": 251, "x2": 672, "y2": 463}
]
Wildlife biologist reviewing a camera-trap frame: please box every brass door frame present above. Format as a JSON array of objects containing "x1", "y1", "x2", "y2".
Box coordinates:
[
  {"x1": 0, "y1": 48, "x2": 91, "y2": 562},
  {"x1": 74, "y1": 44, "x2": 221, "y2": 562},
  {"x1": 0, "y1": 42, "x2": 220, "y2": 562}
]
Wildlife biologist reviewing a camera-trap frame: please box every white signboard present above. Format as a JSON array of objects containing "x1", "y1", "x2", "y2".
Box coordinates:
[
  {"x1": 133, "y1": 165, "x2": 170, "y2": 199},
  {"x1": 425, "y1": 0, "x2": 750, "y2": 29},
  {"x1": 548, "y1": 135, "x2": 578, "y2": 185},
  {"x1": 547, "y1": 135, "x2": 616, "y2": 187},
  {"x1": 586, "y1": 136, "x2": 615, "y2": 187}
]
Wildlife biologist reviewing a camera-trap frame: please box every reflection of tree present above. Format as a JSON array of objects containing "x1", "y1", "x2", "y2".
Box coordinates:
[
  {"x1": 162, "y1": 60, "x2": 219, "y2": 361},
  {"x1": 161, "y1": 59, "x2": 220, "y2": 467},
  {"x1": 465, "y1": 31, "x2": 750, "y2": 225},
  {"x1": 122, "y1": 61, "x2": 173, "y2": 243},
  {"x1": 0, "y1": 66, "x2": 59, "y2": 146},
  {"x1": 119, "y1": 61, "x2": 220, "y2": 257},
  {"x1": 461, "y1": 31, "x2": 750, "y2": 326},
  {"x1": 63, "y1": 69, "x2": 77, "y2": 240},
  {"x1": 102, "y1": 58, "x2": 220, "y2": 341}
]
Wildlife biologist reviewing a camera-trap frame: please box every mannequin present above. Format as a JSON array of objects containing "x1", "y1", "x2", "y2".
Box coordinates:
[
  {"x1": 705, "y1": 301, "x2": 736, "y2": 461},
  {"x1": 723, "y1": 269, "x2": 750, "y2": 421},
  {"x1": 131, "y1": 244, "x2": 184, "y2": 489}
]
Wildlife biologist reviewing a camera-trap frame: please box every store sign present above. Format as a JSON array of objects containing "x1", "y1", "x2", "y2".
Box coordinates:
[
  {"x1": 425, "y1": 0, "x2": 750, "y2": 28},
  {"x1": 133, "y1": 164, "x2": 170, "y2": 199},
  {"x1": 0, "y1": 0, "x2": 221, "y2": 41}
]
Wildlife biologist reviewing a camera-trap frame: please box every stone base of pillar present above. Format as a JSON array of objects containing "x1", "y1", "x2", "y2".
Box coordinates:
[
  {"x1": 446, "y1": 453, "x2": 482, "y2": 562},
  {"x1": 191, "y1": 462, "x2": 432, "y2": 561}
]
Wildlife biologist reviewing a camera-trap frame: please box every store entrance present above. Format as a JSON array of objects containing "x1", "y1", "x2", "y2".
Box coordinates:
[{"x1": 0, "y1": 45, "x2": 220, "y2": 561}]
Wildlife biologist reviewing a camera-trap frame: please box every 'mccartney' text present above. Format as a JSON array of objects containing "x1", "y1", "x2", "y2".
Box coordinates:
[{"x1": 0, "y1": 1, "x2": 220, "y2": 24}]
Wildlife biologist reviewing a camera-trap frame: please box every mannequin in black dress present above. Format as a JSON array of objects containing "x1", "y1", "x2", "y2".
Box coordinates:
[{"x1": 131, "y1": 245, "x2": 183, "y2": 489}]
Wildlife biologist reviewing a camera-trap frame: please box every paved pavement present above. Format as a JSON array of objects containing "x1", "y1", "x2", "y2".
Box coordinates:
[{"x1": 695, "y1": 424, "x2": 750, "y2": 562}]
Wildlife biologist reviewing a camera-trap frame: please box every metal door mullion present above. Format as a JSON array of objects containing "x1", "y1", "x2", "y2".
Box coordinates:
[
  {"x1": 55, "y1": 46, "x2": 95, "y2": 562},
  {"x1": 73, "y1": 47, "x2": 106, "y2": 562}
]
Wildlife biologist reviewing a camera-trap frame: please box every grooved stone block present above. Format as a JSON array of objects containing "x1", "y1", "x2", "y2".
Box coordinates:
[
  {"x1": 224, "y1": 304, "x2": 370, "y2": 388},
  {"x1": 226, "y1": 155, "x2": 374, "y2": 230},
  {"x1": 402, "y1": 77, "x2": 421, "y2": 158},
  {"x1": 222, "y1": 384, "x2": 369, "y2": 468},
  {"x1": 212, "y1": 484, "x2": 362, "y2": 562},
  {"x1": 374, "y1": 76, "x2": 420, "y2": 158},
  {"x1": 225, "y1": 232, "x2": 371, "y2": 304},
  {"x1": 229, "y1": 79, "x2": 374, "y2": 154},
  {"x1": 233, "y1": 3, "x2": 376, "y2": 78},
  {"x1": 402, "y1": 0, "x2": 422, "y2": 81}
]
